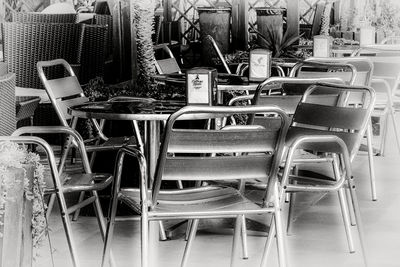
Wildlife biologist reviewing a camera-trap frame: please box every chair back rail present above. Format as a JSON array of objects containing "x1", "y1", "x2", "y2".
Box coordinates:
[
  {"x1": 151, "y1": 105, "x2": 290, "y2": 206},
  {"x1": 12, "y1": 12, "x2": 78, "y2": 23},
  {"x1": 37, "y1": 59, "x2": 87, "y2": 126},
  {"x1": 352, "y1": 45, "x2": 400, "y2": 57},
  {"x1": 289, "y1": 83, "x2": 375, "y2": 159},
  {"x1": 305, "y1": 57, "x2": 374, "y2": 87},
  {"x1": 290, "y1": 61, "x2": 357, "y2": 85}
]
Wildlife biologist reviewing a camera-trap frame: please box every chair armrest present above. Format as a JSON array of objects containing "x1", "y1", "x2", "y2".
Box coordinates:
[
  {"x1": 113, "y1": 147, "x2": 149, "y2": 207},
  {"x1": 281, "y1": 135, "x2": 351, "y2": 194}
]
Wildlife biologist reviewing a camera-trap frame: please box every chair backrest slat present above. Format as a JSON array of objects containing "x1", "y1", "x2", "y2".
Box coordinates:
[
  {"x1": 293, "y1": 102, "x2": 367, "y2": 130},
  {"x1": 288, "y1": 83, "x2": 375, "y2": 159},
  {"x1": 163, "y1": 155, "x2": 273, "y2": 181},
  {"x1": 46, "y1": 76, "x2": 83, "y2": 99},
  {"x1": 296, "y1": 71, "x2": 353, "y2": 83},
  {"x1": 169, "y1": 128, "x2": 278, "y2": 153}
]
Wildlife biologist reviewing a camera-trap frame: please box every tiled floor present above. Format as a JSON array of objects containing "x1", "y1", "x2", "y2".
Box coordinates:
[{"x1": 36, "y1": 121, "x2": 400, "y2": 267}]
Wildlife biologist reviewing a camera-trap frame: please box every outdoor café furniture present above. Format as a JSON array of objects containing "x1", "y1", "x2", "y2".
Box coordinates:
[
  {"x1": 37, "y1": 59, "x2": 138, "y2": 219},
  {"x1": 301, "y1": 57, "x2": 378, "y2": 200},
  {"x1": 101, "y1": 105, "x2": 290, "y2": 267},
  {"x1": 9, "y1": 127, "x2": 114, "y2": 267},
  {"x1": 352, "y1": 47, "x2": 400, "y2": 156},
  {"x1": 277, "y1": 83, "x2": 374, "y2": 266},
  {"x1": 0, "y1": 72, "x2": 16, "y2": 135},
  {"x1": 154, "y1": 43, "x2": 182, "y2": 74}
]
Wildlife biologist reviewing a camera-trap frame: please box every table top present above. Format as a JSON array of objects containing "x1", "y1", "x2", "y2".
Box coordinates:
[{"x1": 69, "y1": 98, "x2": 186, "y2": 121}]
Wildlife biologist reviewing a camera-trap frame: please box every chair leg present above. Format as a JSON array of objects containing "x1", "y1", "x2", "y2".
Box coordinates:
[
  {"x1": 72, "y1": 192, "x2": 86, "y2": 221},
  {"x1": 230, "y1": 216, "x2": 242, "y2": 267},
  {"x1": 348, "y1": 177, "x2": 369, "y2": 267},
  {"x1": 91, "y1": 190, "x2": 116, "y2": 267},
  {"x1": 260, "y1": 216, "x2": 276, "y2": 267},
  {"x1": 389, "y1": 107, "x2": 400, "y2": 154},
  {"x1": 181, "y1": 219, "x2": 199, "y2": 267},
  {"x1": 345, "y1": 186, "x2": 356, "y2": 226},
  {"x1": 240, "y1": 215, "x2": 249, "y2": 259},
  {"x1": 366, "y1": 123, "x2": 377, "y2": 201},
  {"x1": 141, "y1": 214, "x2": 149, "y2": 267},
  {"x1": 338, "y1": 188, "x2": 355, "y2": 253},
  {"x1": 132, "y1": 120, "x2": 145, "y2": 154},
  {"x1": 274, "y1": 189, "x2": 288, "y2": 267},
  {"x1": 101, "y1": 188, "x2": 120, "y2": 267},
  {"x1": 286, "y1": 166, "x2": 298, "y2": 235},
  {"x1": 55, "y1": 190, "x2": 80, "y2": 267},
  {"x1": 379, "y1": 113, "x2": 389, "y2": 156},
  {"x1": 159, "y1": 221, "x2": 167, "y2": 241},
  {"x1": 46, "y1": 193, "x2": 56, "y2": 219}
]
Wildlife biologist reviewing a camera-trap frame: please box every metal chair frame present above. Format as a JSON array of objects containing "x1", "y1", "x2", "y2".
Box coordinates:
[
  {"x1": 101, "y1": 105, "x2": 290, "y2": 267},
  {"x1": 37, "y1": 59, "x2": 139, "y2": 219},
  {"x1": 289, "y1": 58, "x2": 378, "y2": 201},
  {"x1": 350, "y1": 50, "x2": 400, "y2": 156},
  {"x1": 154, "y1": 43, "x2": 182, "y2": 74},
  {"x1": 9, "y1": 127, "x2": 115, "y2": 267},
  {"x1": 276, "y1": 83, "x2": 375, "y2": 267}
]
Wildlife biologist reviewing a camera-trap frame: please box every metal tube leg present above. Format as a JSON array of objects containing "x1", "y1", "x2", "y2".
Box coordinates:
[
  {"x1": 46, "y1": 193, "x2": 56, "y2": 219},
  {"x1": 230, "y1": 216, "x2": 242, "y2": 267},
  {"x1": 286, "y1": 166, "x2": 298, "y2": 235},
  {"x1": 366, "y1": 123, "x2": 377, "y2": 201},
  {"x1": 181, "y1": 219, "x2": 199, "y2": 267},
  {"x1": 345, "y1": 186, "x2": 356, "y2": 226},
  {"x1": 101, "y1": 189, "x2": 120, "y2": 266},
  {"x1": 338, "y1": 188, "x2": 355, "y2": 253},
  {"x1": 91, "y1": 190, "x2": 116, "y2": 267},
  {"x1": 274, "y1": 194, "x2": 288, "y2": 267},
  {"x1": 141, "y1": 215, "x2": 149, "y2": 267},
  {"x1": 260, "y1": 216, "x2": 275, "y2": 267},
  {"x1": 185, "y1": 220, "x2": 193, "y2": 241},
  {"x1": 159, "y1": 221, "x2": 167, "y2": 241},
  {"x1": 132, "y1": 120, "x2": 145, "y2": 154},
  {"x1": 240, "y1": 215, "x2": 249, "y2": 259},
  {"x1": 379, "y1": 113, "x2": 389, "y2": 156},
  {"x1": 56, "y1": 190, "x2": 80, "y2": 267},
  {"x1": 72, "y1": 192, "x2": 86, "y2": 221},
  {"x1": 348, "y1": 177, "x2": 369, "y2": 267},
  {"x1": 390, "y1": 108, "x2": 400, "y2": 154}
]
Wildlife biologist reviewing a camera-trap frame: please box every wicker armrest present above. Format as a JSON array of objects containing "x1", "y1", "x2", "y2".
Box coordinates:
[{"x1": 15, "y1": 96, "x2": 40, "y2": 121}]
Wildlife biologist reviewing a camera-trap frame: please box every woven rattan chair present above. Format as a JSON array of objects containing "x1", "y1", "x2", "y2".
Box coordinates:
[
  {"x1": 276, "y1": 82, "x2": 374, "y2": 266},
  {"x1": 9, "y1": 127, "x2": 114, "y2": 267},
  {"x1": 93, "y1": 14, "x2": 113, "y2": 59},
  {"x1": 0, "y1": 73, "x2": 16, "y2": 136},
  {"x1": 102, "y1": 105, "x2": 290, "y2": 267},
  {"x1": 12, "y1": 12, "x2": 77, "y2": 23},
  {"x1": 2, "y1": 22, "x2": 81, "y2": 89}
]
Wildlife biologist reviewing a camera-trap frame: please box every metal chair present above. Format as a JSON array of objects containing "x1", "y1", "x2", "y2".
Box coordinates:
[
  {"x1": 290, "y1": 58, "x2": 378, "y2": 201},
  {"x1": 277, "y1": 82, "x2": 375, "y2": 266},
  {"x1": 9, "y1": 127, "x2": 114, "y2": 267},
  {"x1": 37, "y1": 59, "x2": 138, "y2": 218},
  {"x1": 351, "y1": 44, "x2": 400, "y2": 57},
  {"x1": 101, "y1": 105, "x2": 290, "y2": 267},
  {"x1": 154, "y1": 43, "x2": 182, "y2": 74},
  {"x1": 289, "y1": 60, "x2": 357, "y2": 84},
  {"x1": 351, "y1": 51, "x2": 400, "y2": 156}
]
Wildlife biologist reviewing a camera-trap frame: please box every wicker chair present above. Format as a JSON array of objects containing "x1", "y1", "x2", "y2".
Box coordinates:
[
  {"x1": 0, "y1": 73, "x2": 16, "y2": 135},
  {"x1": 12, "y1": 12, "x2": 77, "y2": 23},
  {"x1": 2, "y1": 22, "x2": 81, "y2": 89},
  {"x1": 93, "y1": 14, "x2": 113, "y2": 59}
]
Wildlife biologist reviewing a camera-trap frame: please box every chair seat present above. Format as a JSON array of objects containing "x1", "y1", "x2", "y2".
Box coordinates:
[
  {"x1": 45, "y1": 172, "x2": 113, "y2": 194},
  {"x1": 119, "y1": 185, "x2": 267, "y2": 218}
]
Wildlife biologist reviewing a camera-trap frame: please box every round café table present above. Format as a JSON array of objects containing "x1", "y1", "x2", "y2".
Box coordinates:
[{"x1": 68, "y1": 98, "x2": 186, "y2": 185}]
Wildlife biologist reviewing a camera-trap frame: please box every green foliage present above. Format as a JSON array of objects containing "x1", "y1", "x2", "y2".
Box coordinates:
[{"x1": 256, "y1": 27, "x2": 303, "y2": 58}]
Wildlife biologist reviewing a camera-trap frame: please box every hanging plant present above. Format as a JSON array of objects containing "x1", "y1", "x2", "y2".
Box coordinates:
[{"x1": 0, "y1": 141, "x2": 47, "y2": 258}]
